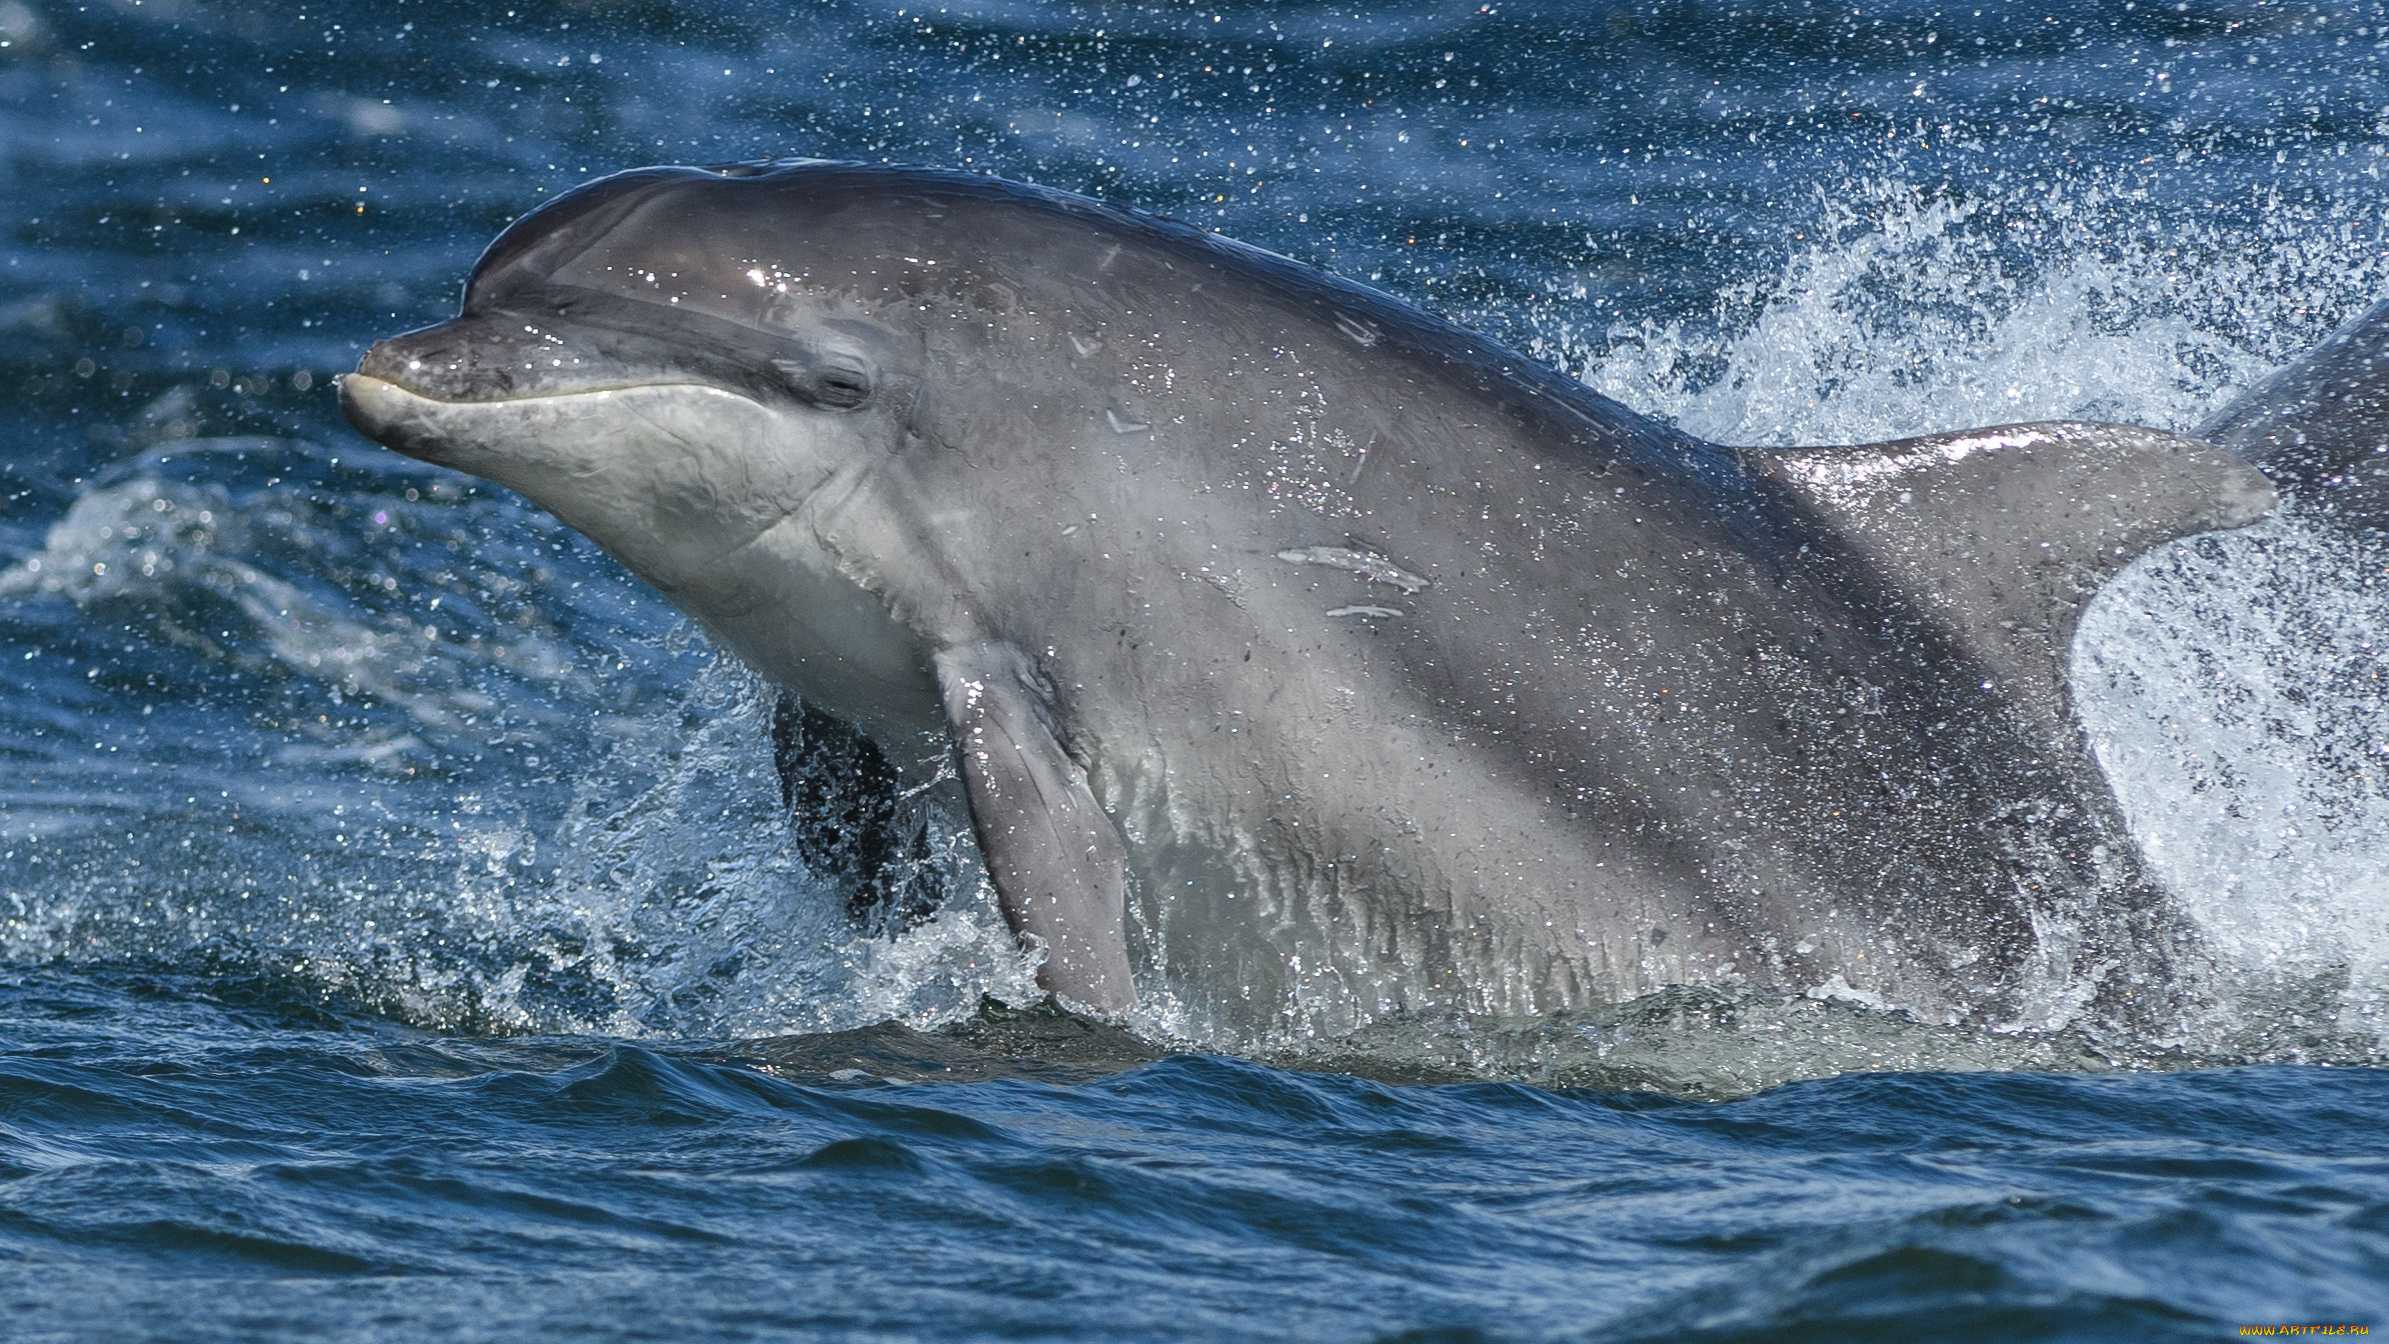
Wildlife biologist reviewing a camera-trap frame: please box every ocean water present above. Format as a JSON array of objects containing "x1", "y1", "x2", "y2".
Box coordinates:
[{"x1": 2, "y1": 0, "x2": 2388, "y2": 1338}]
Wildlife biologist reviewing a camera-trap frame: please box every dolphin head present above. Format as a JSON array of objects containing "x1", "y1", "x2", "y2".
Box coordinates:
[{"x1": 340, "y1": 165, "x2": 931, "y2": 599}]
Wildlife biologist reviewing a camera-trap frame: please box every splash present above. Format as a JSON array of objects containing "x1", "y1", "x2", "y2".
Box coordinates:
[
  {"x1": 2078, "y1": 521, "x2": 2389, "y2": 1054},
  {"x1": 1566, "y1": 178, "x2": 2388, "y2": 446},
  {"x1": 1561, "y1": 178, "x2": 2389, "y2": 1059},
  {"x1": 519, "y1": 659, "x2": 1038, "y2": 1039},
  {"x1": 0, "y1": 436, "x2": 1035, "y2": 1040}
]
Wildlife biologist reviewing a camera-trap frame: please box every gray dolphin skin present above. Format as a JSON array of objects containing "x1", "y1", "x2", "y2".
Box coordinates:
[
  {"x1": 2198, "y1": 296, "x2": 2389, "y2": 527},
  {"x1": 341, "y1": 160, "x2": 2315, "y2": 1032}
]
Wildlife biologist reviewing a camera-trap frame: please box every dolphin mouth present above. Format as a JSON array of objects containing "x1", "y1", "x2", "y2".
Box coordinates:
[
  {"x1": 349, "y1": 315, "x2": 768, "y2": 408},
  {"x1": 351, "y1": 297, "x2": 887, "y2": 422},
  {"x1": 342, "y1": 307, "x2": 784, "y2": 464},
  {"x1": 340, "y1": 367, "x2": 726, "y2": 410},
  {"x1": 338, "y1": 370, "x2": 489, "y2": 465},
  {"x1": 338, "y1": 370, "x2": 746, "y2": 467}
]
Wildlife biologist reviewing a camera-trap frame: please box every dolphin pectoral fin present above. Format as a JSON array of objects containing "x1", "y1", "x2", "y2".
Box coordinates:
[
  {"x1": 2197, "y1": 296, "x2": 2389, "y2": 526},
  {"x1": 770, "y1": 693, "x2": 946, "y2": 935},
  {"x1": 935, "y1": 641, "x2": 1137, "y2": 1013},
  {"x1": 1760, "y1": 421, "x2": 2273, "y2": 734}
]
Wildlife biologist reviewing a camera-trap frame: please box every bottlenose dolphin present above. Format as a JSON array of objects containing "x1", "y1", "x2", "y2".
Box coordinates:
[
  {"x1": 2197, "y1": 295, "x2": 2389, "y2": 526},
  {"x1": 341, "y1": 161, "x2": 2333, "y2": 1032}
]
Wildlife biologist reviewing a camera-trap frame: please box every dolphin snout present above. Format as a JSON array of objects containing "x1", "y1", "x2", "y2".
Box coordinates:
[
  {"x1": 353, "y1": 319, "x2": 532, "y2": 404},
  {"x1": 353, "y1": 334, "x2": 421, "y2": 388}
]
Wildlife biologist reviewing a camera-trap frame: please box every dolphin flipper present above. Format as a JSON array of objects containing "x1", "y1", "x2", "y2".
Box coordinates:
[
  {"x1": 769, "y1": 694, "x2": 946, "y2": 935},
  {"x1": 935, "y1": 640, "x2": 1137, "y2": 1012},
  {"x1": 2197, "y1": 297, "x2": 2389, "y2": 525}
]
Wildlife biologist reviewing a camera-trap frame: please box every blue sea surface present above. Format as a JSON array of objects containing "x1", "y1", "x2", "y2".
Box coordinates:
[
  {"x1": 3, "y1": 968, "x2": 2385, "y2": 1342},
  {"x1": 3, "y1": 0, "x2": 2389, "y2": 1338}
]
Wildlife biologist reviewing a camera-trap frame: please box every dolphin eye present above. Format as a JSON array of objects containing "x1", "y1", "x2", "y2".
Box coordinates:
[
  {"x1": 814, "y1": 366, "x2": 872, "y2": 409},
  {"x1": 770, "y1": 351, "x2": 875, "y2": 410}
]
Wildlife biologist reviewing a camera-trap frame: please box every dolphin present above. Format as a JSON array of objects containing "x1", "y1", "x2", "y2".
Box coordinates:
[
  {"x1": 2197, "y1": 295, "x2": 2389, "y2": 527},
  {"x1": 341, "y1": 160, "x2": 2327, "y2": 1033}
]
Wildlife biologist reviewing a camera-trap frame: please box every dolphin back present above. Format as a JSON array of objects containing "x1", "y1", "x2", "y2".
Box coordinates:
[{"x1": 2197, "y1": 297, "x2": 2389, "y2": 526}]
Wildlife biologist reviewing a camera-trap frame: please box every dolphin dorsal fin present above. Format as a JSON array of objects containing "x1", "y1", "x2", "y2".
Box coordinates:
[{"x1": 1757, "y1": 422, "x2": 2273, "y2": 729}]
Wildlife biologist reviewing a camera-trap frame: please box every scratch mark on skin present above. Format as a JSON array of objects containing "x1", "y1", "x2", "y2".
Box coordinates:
[
  {"x1": 1277, "y1": 545, "x2": 1429, "y2": 593},
  {"x1": 1347, "y1": 437, "x2": 1374, "y2": 487},
  {"x1": 1106, "y1": 408, "x2": 1150, "y2": 435},
  {"x1": 1325, "y1": 605, "x2": 1403, "y2": 619}
]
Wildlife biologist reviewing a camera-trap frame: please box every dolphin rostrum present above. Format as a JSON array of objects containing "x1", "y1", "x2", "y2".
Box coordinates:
[{"x1": 341, "y1": 161, "x2": 2330, "y2": 1033}]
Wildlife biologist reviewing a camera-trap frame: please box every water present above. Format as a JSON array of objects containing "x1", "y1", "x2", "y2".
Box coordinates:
[
  {"x1": 0, "y1": 969, "x2": 2382, "y2": 1343},
  {"x1": 3, "y1": 0, "x2": 2388, "y2": 1336}
]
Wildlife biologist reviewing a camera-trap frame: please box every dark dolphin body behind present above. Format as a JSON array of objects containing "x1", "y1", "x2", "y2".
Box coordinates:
[
  {"x1": 338, "y1": 161, "x2": 2374, "y2": 1038},
  {"x1": 2199, "y1": 295, "x2": 2389, "y2": 524}
]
